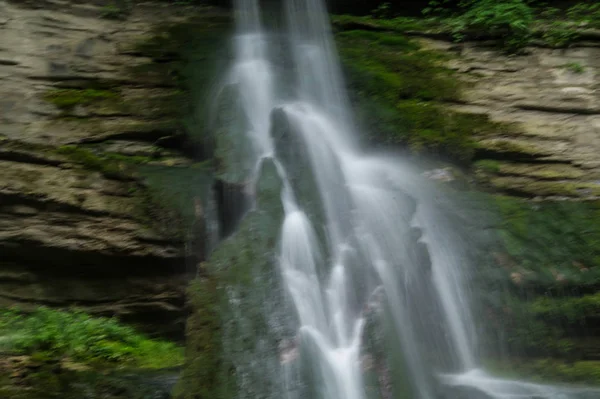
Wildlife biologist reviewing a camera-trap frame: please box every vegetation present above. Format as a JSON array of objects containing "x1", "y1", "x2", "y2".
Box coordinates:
[
  {"x1": 44, "y1": 89, "x2": 119, "y2": 110},
  {"x1": 492, "y1": 197, "x2": 600, "y2": 291},
  {"x1": 562, "y1": 61, "x2": 585, "y2": 74},
  {"x1": 337, "y1": 29, "x2": 511, "y2": 162},
  {"x1": 101, "y1": 0, "x2": 207, "y2": 20},
  {"x1": 487, "y1": 358, "x2": 600, "y2": 385},
  {"x1": 424, "y1": 0, "x2": 535, "y2": 52},
  {"x1": 0, "y1": 307, "x2": 183, "y2": 369},
  {"x1": 334, "y1": 1, "x2": 600, "y2": 53},
  {"x1": 101, "y1": 2, "x2": 128, "y2": 20},
  {"x1": 138, "y1": 163, "x2": 213, "y2": 240},
  {"x1": 470, "y1": 196, "x2": 600, "y2": 362},
  {"x1": 173, "y1": 277, "x2": 222, "y2": 399},
  {"x1": 56, "y1": 145, "x2": 146, "y2": 180},
  {"x1": 127, "y1": 13, "x2": 230, "y2": 152},
  {"x1": 530, "y1": 292, "x2": 600, "y2": 324},
  {"x1": 474, "y1": 159, "x2": 501, "y2": 174}
]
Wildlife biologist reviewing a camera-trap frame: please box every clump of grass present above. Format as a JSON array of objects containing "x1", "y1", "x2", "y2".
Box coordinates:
[
  {"x1": 0, "y1": 307, "x2": 183, "y2": 369},
  {"x1": 562, "y1": 62, "x2": 585, "y2": 74}
]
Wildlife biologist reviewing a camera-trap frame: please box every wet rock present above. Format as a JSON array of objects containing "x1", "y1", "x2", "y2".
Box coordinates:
[
  {"x1": 0, "y1": 0, "x2": 229, "y2": 338},
  {"x1": 416, "y1": 39, "x2": 600, "y2": 198}
]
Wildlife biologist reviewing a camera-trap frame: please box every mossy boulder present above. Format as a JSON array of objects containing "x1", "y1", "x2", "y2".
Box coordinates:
[{"x1": 175, "y1": 160, "x2": 295, "y2": 399}]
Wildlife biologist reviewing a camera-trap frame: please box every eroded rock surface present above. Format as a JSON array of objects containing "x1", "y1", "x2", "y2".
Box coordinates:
[
  {"x1": 423, "y1": 38, "x2": 600, "y2": 199},
  {"x1": 0, "y1": 0, "x2": 214, "y2": 337}
]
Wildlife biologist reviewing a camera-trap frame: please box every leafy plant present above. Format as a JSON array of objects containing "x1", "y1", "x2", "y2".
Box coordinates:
[
  {"x1": 448, "y1": 0, "x2": 534, "y2": 52},
  {"x1": 0, "y1": 307, "x2": 183, "y2": 369},
  {"x1": 567, "y1": 3, "x2": 600, "y2": 28}
]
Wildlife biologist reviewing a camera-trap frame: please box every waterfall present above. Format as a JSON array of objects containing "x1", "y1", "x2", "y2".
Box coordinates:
[{"x1": 213, "y1": 1, "x2": 600, "y2": 398}]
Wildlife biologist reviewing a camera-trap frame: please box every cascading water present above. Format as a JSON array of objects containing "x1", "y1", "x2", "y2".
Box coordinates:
[{"x1": 215, "y1": 1, "x2": 600, "y2": 398}]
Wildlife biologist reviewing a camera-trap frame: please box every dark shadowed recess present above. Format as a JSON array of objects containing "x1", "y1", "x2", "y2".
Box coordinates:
[{"x1": 200, "y1": 0, "x2": 430, "y2": 15}]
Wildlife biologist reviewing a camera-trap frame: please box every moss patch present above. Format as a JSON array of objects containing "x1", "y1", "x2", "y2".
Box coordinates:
[
  {"x1": 489, "y1": 177, "x2": 600, "y2": 198},
  {"x1": 332, "y1": 15, "x2": 438, "y2": 34},
  {"x1": 477, "y1": 162, "x2": 587, "y2": 181},
  {"x1": 138, "y1": 163, "x2": 213, "y2": 240},
  {"x1": 175, "y1": 162, "x2": 289, "y2": 399},
  {"x1": 44, "y1": 89, "x2": 120, "y2": 110},
  {"x1": 492, "y1": 196, "x2": 600, "y2": 290},
  {"x1": 530, "y1": 292, "x2": 600, "y2": 324},
  {"x1": 473, "y1": 196, "x2": 600, "y2": 359},
  {"x1": 173, "y1": 276, "x2": 221, "y2": 399},
  {"x1": 474, "y1": 159, "x2": 501, "y2": 173},
  {"x1": 55, "y1": 145, "x2": 141, "y2": 181},
  {"x1": 337, "y1": 29, "x2": 512, "y2": 162},
  {"x1": 333, "y1": 3, "x2": 600, "y2": 51},
  {"x1": 486, "y1": 358, "x2": 600, "y2": 385},
  {"x1": 126, "y1": 10, "x2": 231, "y2": 152}
]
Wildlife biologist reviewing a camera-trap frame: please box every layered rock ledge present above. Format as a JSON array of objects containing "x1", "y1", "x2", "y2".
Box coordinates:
[{"x1": 0, "y1": 0, "x2": 222, "y2": 337}]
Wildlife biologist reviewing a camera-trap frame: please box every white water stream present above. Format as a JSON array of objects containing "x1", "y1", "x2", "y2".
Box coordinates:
[{"x1": 218, "y1": 1, "x2": 600, "y2": 398}]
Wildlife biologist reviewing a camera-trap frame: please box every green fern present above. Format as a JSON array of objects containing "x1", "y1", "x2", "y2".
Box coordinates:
[{"x1": 0, "y1": 307, "x2": 183, "y2": 368}]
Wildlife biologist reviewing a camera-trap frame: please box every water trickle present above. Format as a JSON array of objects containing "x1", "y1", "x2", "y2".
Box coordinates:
[{"x1": 213, "y1": 1, "x2": 600, "y2": 398}]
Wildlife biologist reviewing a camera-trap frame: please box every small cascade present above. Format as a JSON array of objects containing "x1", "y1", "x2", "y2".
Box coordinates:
[{"x1": 209, "y1": 1, "x2": 600, "y2": 398}]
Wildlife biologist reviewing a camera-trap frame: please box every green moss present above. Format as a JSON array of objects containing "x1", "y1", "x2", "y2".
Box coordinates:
[
  {"x1": 173, "y1": 276, "x2": 221, "y2": 399},
  {"x1": 101, "y1": 1, "x2": 129, "y2": 20},
  {"x1": 479, "y1": 163, "x2": 587, "y2": 181},
  {"x1": 334, "y1": 2, "x2": 600, "y2": 51},
  {"x1": 0, "y1": 307, "x2": 183, "y2": 369},
  {"x1": 476, "y1": 138, "x2": 545, "y2": 156},
  {"x1": 490, "y1": 177, "x2": 600, "y2": 198},
  {"x1": 126, "y1": 12, "x2": 230, "y2": 151},
  {"x1": 486, "y1": 358, "x2": 600, "y2": 385},
  {"x1": 339, "y1": 36, "x2": 459, "y2": 103},
  {"x1": 137, "y1": 164, "x2": 213, "y2": 240},
  {"x1": 472, "y1": 196, "x2": 600, "y2": 359},
  {"x1": 562, "y1": 62, "x2": 586, "y2": 74},
  {"x1": 337, "y1": 29, "x2": 515, "y2": 162},
  {"x1": 175, "y1": 162, "x2": 286, "y2": 399},
  {"x1": 475, "y1": 159, "x2": 501, "y2": 173},
  {"x1": 493, "y1": 197, "x2": 600, "y2": 282},
  {"x1": 332, "y1": 15, "x2": 437, "y2": 33},
  {"x1": 44, "y1": 89, "x2": 120, "y2": 110},
  {"x1": 55, "y1": 145, "x2": 137, "y2": 180},
  {"x1": 530, "y1": 292, "x2": 600, "y2": 324},
  {"x1": 337, "y1": 30, "x2": 419, "y2": 50}
]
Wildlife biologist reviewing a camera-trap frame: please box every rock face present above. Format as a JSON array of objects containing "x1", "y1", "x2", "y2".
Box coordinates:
[
  {"x1": 423, "y1": 39, "x2": 600, "y2": 199},
  {"x1": 0, "y1": 0, "x2": 214, "y2": 338}
]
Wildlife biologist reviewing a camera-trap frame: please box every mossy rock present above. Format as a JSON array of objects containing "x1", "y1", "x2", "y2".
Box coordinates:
[
  {"x1": 43, "y1": 89, "x2": 120, "y2": 111},
  {"x1": 336, "y1": 29, "x2": 514, "y2": 163},
  {"x1": 471, "y1": 196, "x2": 600, "y2": 360},
  {"x1": 175, "y1": 161, "x2": 295, "y2": 399},
  {"x1": 486, "y1": 358, "x2": 600, "y2": 386},
  {"x1": 474, "y1": 161, "x2": 588, "y2": 181},
  {"x1": 2, "y1": 365, "x2": 180, "y2": 399},
  {"x1": 488, "y1": 177, "x2": 600, "y2": 198}
]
